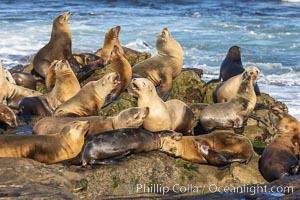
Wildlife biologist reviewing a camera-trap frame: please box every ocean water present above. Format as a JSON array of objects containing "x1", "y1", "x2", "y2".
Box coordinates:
[{"x1": 0, "y1": 0, "x2": 299, "y2": 119}]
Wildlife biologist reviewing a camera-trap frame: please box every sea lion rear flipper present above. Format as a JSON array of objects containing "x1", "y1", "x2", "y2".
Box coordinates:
[
  {"x1": 92, "y1": 159, "x2": 117, "y2": 165},
  {"x1": 199, "y1": 145, "x2": 230, "y2": 167}
]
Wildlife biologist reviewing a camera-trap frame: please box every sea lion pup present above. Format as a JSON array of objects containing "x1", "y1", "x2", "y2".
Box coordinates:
[
  {"x1": 199, "y1": 67, "x2": 258, "y2": 133},
  {"x1": 103, "y1": 45, "x2": 132, "y2": 107},
  {"x1": 18, "y1": 60, "x2": 80, "y2": 122},
  {"x1": 259, "y1": 106, "x2": 300, "y2": 182},
  {"x1": 0, "y1": 66, "x2": 42, "y2": 109},
  {"x1": 33, "y1": 107, "x2": 149, "y2": 140},
  {"x1": 161, "y1": 132, "x2": 253, "y2": 167},
  {"x1": 128, "y1": 78, "x2": 172, "y2": 132},
  {"x1": 95, "y1": 26, "x2": 124, "y2": 65},
  {"x1": 213, "y1": 66, "x2": 260, "y2": 103},
  {"x1": 54, "y1": 72, "x2": 120, "y2": 117},
  {"x1": 80, "y1": 128, "x2": 181, "y2": 166},
  {"x1": 12, "y1": 72, "x2": 37, "y2": 90},
  {"x1": 0, "y1": 121, "x2": 89, "y2": 164},
  {"x1": 204, "y1": 46, "x2": 260, "y2": 95},
  {"x1": 165, "y1": 99, "x2": 194, "y2": 134},
  {"x1": 132, "y1": 28, "x2": 183, "y2": 100},
  {"x1": 0, "y1": 103, "x2": 18, "y2": 128},
  {"x1": 32, "y1": 12, "x2": 81, "y2": 78}
]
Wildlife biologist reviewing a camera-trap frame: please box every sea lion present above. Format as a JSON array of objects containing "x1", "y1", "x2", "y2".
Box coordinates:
[
  {"x1": 95, "y1": 26, "x2": 124, "y2": 65},
  {"x1": 32, "y1": 12, "x2": 80, "y2": 78},
  {"x1": 0, "y1": 103, "x2": 18, "y2": 128},
  {"x1": 204, "y1": 46, "x2": 260, "y2": 95},
  {"x1": 80, "y1": 128, "x2": 181, "y2": 166},
  {"x1": 259, "y1": 105, "x2": 300, "y2": 182},
  {"x1": 0, "y1": 121, "x2": 89, "y2": 164},
  {"x1": 213, "y1": 66, "x2": 260, "y2": 103},
  {"x1": 165, "y1": 99, "x2": 194, "y2": 134},
  {"x1": 19, "y1": 60, "x2": 80, "y2": 122},
  {"x1": 132, "y1": 28, "x2": 183, "y2": 100},
  {"x1": 33, "y1": 107, "x2": 149, "y2": 140},
  {"x1": 128, "y1": 78, "x2": 172, "y2": 132},
  {"x1": 0, "y1": 66, "x2": 41, "y2": 109},
  {"x1": 54, "y1": 72, "x2": 120, "y2": 117},
  {"x1": 161, "y1": 131, "x2": 253, "y2": 166},
  {"x1": 12, "y1": 72, "x2": 37, "y2": 90},
  {"x1": 199, "y1": 67, "x2": 259, "y2": 133},
  {"x1": 103, "y1": 45, "x2": 132, "y2": 107}
]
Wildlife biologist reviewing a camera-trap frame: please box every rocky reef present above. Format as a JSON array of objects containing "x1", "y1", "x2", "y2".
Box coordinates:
[{"x1": 1, "y1": 48, "x2": 299, "y2": 199}]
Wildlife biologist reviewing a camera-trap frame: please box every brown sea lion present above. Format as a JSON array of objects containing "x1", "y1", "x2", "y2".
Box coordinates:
[
  {"x1": 18, "y1": 60, "x2": 80, "y2": 122},
  {"x1": 80, "y1": 128, "x2": 180, "y2": 166},
  {"x1": 132, "y1": 28, "x2": 183, "y2": 100},
  {"x1": 0, "y1": 66, "x2": 41, "y2": 109},
  {"x1": 204, "y1": 46, "x2": 260, "y2": 95},
  {"x1": 95, "y1": 26, "x2": 124, "y2": 65},
  {"x1": 199, "y1": 67, "x2": 259, "y2": 133},
  {"x1": 259, "y1": 106, "x2": 300, "y2": 182},
  {"x1": 128, "y1": 78, "x2": 172, "y2": 132},
  {"x1": 0, "y1": 103, "x2": 18, "y2": 128},
  {"x1": 165, "y1": 99, "x2": 194, "y2": 134},
  {"x1": 32, "y1": 12, "x2": 80, "y2": 78},
  {"x1": 54, "y1": 72, "x2": 120, "y2": 117},
  {"x1": 33, "y1": 107, "x2": 149, "y2": 140},
  {"x1": 213, "y1": 66, "x2": 260, "y2": 103},
  {"x1": 161, "y1": 131, "x2": 253, "y2": 166},
  {"x1": 103, "y1": 45, "x2": 132, "y2": 106},
  {"x1": 12, "y1": 72, "x2": 37, "y2": 90},
  {"x1": 0, "y1": 121, "x2": 89, "y2": 164}
]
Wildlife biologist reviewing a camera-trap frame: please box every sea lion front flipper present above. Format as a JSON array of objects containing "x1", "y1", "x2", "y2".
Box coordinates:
[
  {"x1": 254, "y1": 83, "x2": 260, "y2": 96},
  {"x1": 76, "y1": 59, "x2": 104, "y2": 82},
  {"x1": 102, "y1": 89, "x2": 121, "y2": 108}
]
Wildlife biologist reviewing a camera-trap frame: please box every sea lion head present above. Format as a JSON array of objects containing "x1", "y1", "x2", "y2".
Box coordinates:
[
  {"x1": 115, "y1": 107, "x2": 150, "y2": 129},
  {"x1": 101, "y1": 26, "x2": 123, "y2": 65},
  {"x1": 55, "y1": 60, "x2": 73, "y2": 75},
  {"x1": 0, "y1": 108, "x2": 17, "y2": 128},
  {"x1": 128, "y1": 78, "x2": 156, "y2": 98},
  {"x1": 242, "y1": 66, "x2": 260, "y2": 85},
  {"x1": 155, "y1": 28, "x2": 182, "y2": 57},
  {"x1": 60, "y1": 121, "x2": 90, "y2": 138},
  {"x1": 160, "y1": 132, "x2": 184, "y2": 156},
  {"x1": 53, "y1": 12, "x2": 71, "y2": 29},
  {"x1": 227, "y1": 46, "x2": 242, "y2": 62},
  {"x1": 99, "y1": 72, "x2": 121, "y2": 90}
]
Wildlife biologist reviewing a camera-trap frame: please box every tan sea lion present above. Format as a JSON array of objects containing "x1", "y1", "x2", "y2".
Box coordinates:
[
  {"x1": 0, "y1": 66, "x2": 41, "y2": 109},
  {"x1": 0, "y1": 121, "x2": 89, "y2": 164},
  {"x1": 165, "y1": 99, "x2": 194, "y2": 134},
  {"x1": 103, "y1": 45, "x2": 132, "y2": 106},
  {"x1": 18, "y1": 60, "x2": 80, "y2": 122},
  {"x1": 0, "y1": 103, "x2": 17, "y2": 128},
  {"x1": 259, "y1": 105, "x2": 300, "y2": 182},
  {"x1": 95, "y1": 26, "x2": 124, "y2": 65},
  {"x1": 128, "y1": 78, "x2": 172, "y2": 132},
  {"x1": 204, "y1": 46, "x2": 260, "y2": 95},
  {"x1": 80, "y1": 128, "x2": 180, "y2": 166},
  {"x1": 199, "y1": 67, "x2": 259, "y2": 133},
  {"x1": 12, "y1": 72, "x2": 37, "y2": 90},
  {"x1": 32, "y1": 12, "x2": 80, "y2": 78},
  {"x1": 33, "y1": 107, "x2": 149, "y2": 140},
  {"x1": 213, "y1": 66, "x2": 260, "y2": 103},
  {"x1": 54, "y1": 72, "x2": 120, "y2": 117},
  {"x1": 161, "y1": 131, "x2": 253, "y2": 166},
  {"x1": 132, "y1": 28, "x2": 183, "y2": 100}
]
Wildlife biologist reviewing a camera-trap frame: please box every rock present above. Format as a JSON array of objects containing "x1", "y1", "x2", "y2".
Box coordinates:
[{"x1": 0, "y1": 158, "x2": 87, "y2": 199}]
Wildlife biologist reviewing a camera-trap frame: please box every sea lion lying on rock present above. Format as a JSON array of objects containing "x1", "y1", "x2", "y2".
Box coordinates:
[
  {"x1": 259, "y1": 105, "x2": 300, "y2": 182},
  {"x1": 0, "y1": 121, "x2": 89, "y2": 164},
  {"x1": 33, "y1": 107, "x2": 149, "y2": 140}
]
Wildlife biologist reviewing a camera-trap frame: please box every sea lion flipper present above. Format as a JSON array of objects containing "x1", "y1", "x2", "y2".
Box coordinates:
[
  {"x1": 203, "y1": 78, "x2": 221, "y2": 88},
  {"x1": 254, "y1": 83, "x2": 261, "y2": 96},
  {"x1": 102, "y1": 89, "x2": 121, "y2": 108},
  {"x1": 199, "y1": 145, "x2": 230, "y2": 166},
  {"x1": 156, "y1": 86, "x2": 171, "y2": 101}
]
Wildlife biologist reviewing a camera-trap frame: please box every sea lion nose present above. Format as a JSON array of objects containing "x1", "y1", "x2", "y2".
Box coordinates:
[{"x1": 250, "y1": 71, "x2": 253, "y2": 75}]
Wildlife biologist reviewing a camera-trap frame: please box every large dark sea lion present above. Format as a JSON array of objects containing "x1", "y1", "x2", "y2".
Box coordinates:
[
  {"x1": 205, "y1": 46, "x2": 260, "y2": 95},
  {"x1": 0, "y1": 121, "x2": 89, "y2": 164},
  {"x1": 259, "y1": 105, "x2": 300, "y2": 182},
  {"x1": 132, "y1": 28, "x2": 183, "y2": 100}
]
